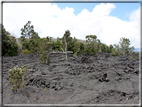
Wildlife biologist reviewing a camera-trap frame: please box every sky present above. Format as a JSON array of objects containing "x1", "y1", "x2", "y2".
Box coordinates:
[{"x1": 3, "y1": 3, "x2": 140, "y2": 48}]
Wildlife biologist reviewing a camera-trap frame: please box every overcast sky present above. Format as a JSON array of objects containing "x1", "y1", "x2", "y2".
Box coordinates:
[{"x1": 3, "y1": 3, "x2": 140, "y2": 48}]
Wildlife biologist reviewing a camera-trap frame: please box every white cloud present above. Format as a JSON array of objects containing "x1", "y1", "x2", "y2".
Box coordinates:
[{"x1": 3, "y1": 3, "x2": 140, "y2": 48}]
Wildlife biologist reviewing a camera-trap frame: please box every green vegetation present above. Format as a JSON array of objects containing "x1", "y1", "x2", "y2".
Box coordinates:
[
  {"x1": 52, "y1": 37, "x2": 62, "y2": 51},
  {"x1": 39, "y1": 38, "x2": 53, "y2": 64},
  {"x1": 1, "y1": 24, "x2": 19, "y2": 56},
  {"x1": 29, "y1": 32, "x2": 40, "y2": 55},
  {"x1": 2, "y1": 21, "x2": 137, "y2": 59},
  {"x1": 60, "y1": 30, "x2": 71, "y2": 60},
  {"x1": 111, "y1": 37, "x2": 135, "y2": 57},
  {"x1": 21, "y1": 21, "x2": 34, "y2": 40},
  {"x1": 8, "y1": 64, "x2": 28, "y2": 91},
  {"x1": 22, "y1": 49, "x2": 34, "y2": 54}
]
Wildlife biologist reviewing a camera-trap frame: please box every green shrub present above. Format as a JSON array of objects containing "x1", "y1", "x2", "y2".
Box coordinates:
[
  {"x1": 130, "y1": 52, "x2": 137, "y2": 60},
  {"x1": 73, "y1": 52, "x2": 77, "y2": 57},
  {"x1": 92, "y1": 49, "x2": 97, "y2": 55},
  {"x1": 39, "y1": 39, "x2": 53, "y2": 64},
  {"x1": 84, "y1": 48, "x2": 91, "y2": 55},
  {"x1": 111, "y1": 48, "x2": 120, "y2": 56},
  {"x1": 22, "y1": 49, "x2": 34, "y2": 54},
  {"x1": 2, "y1": 27, "x2": 19, "y2": 56},
  {"x1": 8, "y1": 64, "x2": 28, "y2": 91}
]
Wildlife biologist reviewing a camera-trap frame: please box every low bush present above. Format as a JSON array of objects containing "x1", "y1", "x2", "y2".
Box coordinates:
[
  {"x1": 130, "y1": 52, "x2": 137, "y2": 60},
  {"x1": 8, "y1": 64, "x2": 28, "y2": 91},
  {"x1": 22, "y1": 49, "x2": 34, "y2": 54},
  {"x1": 84, "y1": 48, "x2": 92, "y2": 55},
  {"x1": 92, "y1": 49, "x2": 97, "y2": 55}
]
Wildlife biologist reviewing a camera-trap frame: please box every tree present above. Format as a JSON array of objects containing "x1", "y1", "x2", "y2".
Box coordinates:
[
  {"x1": 119, "y1": 37, "x2": 131, "y2": 55},
  {"x1": 21, "y1": 21, "x2": 34, "y2": 40},
  {"x1": 19, "y1": 36, "x2": 29, "y2": 50},
  {"x1": 108, "y1": 45, "x2": 113, "y2": 53},
  {"x1": 86, "y1": 35, "x2": 98, "y2": 48},
  {"x1": 84, "y1": 47, "x2": 92, "y2": 55},
  {"x1": 29, "y1": 32, "x2": 40, "y2": 55},
  {"x1": 111, "y1": 44, "x2": 121, "y2": 56},
  {"x1": 1, "y1": 24, "x2": 19, "y2": 56},
  {"x1": 85, "y1": 35, "x2": 99, "y2": 55},
  {"x1": 52, "y1": 38, "x2": 62, "y2": 51},
  {"x1": 111, "y1": 37, "x2": 135, "y2": 56},
  {"x1": 129, "y1": 46, "x2": 137, "y2": 59},
  {"x1": 39, "y1": 39, "x2": 53, "y2": 64},
  {"x1": 73, "y1": 37, "x2": 81, "y2": 55},
  {"x1": 61, "y1": 30, "x2": 71, "y2": 60},
  {"x1": 80, "y1": 42, "x2": 84, "y2": 52}
]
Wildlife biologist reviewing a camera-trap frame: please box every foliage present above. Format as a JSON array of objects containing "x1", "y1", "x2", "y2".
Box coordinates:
[
  {"x1": 1, "y1": 24, "x2": 19, "y2": 56},
  {"x1": 21, "y1": 21, "x2": 34, "y2": 40},
  {"x1": 29, "y1": 32, "x2": 40, "y2": 55},
  {"x1": 52, "y1": 38, "x2": 62, "y2": 51},
  {"x1": 129, "y1": 47, "x2": 137, "y2": 60},
  {"x1": 73, "y1": 52, "x2": 77, "y2": 57},
  {"x1": 85, "y1": 35, "x2": 99, "y2": 50},
  {"x1": 19, "y1": 36, "x2": 29, "y2": 50},
  {"x1": 84, "y1": 35, "x2": 100, "y2": 55},
  {"x1": 20, "y1": 21, "x2": 41, "y2": 55},
  {"x1": 119, "y1": 37, "x2": 131, "y2": 55},
  {"x1": 39, "y1": 39, "x2": 53, "y2": 64},
  {"x1": 111, "y1": 37, "x2": 134, "y2": 56},
  {"x1": 73, "y1": 37, "x2": 81, "y2": 55},
  {"x1": 84, "y1": 47, "x2": 92, "y2": 55},
  {"x1": 111, "y1": 44, "x2": 121, "y2": 56},
  {"x1": 8, "y1": 64, "x2": 28, "y2": 91},
  {"x1": 61, "y1": 30, "x2": 71, "y2": 60},
  {"x1": 130, "y1": 53, "x2": 137, "y2": 60},
  {"x1": 108, "y1": 45, "x2": 113, "y2": 53},
  {"x1": 80, "y1": 42, "x2": 84, "y2": 52},
  {"x1": 22, "y1": 49, "x2": 34, "y2": 54},
  {"x1": 92, "y1": 49, "x2": 97, "y2": 55},
  {"x1": 85, "y1": 35, "x2": 97, "y2": 43}
]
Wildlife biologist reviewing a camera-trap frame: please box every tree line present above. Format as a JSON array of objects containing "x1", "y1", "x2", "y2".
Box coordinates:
[{"x1": 1, "y1": 21, "x2": 136, "y2": 64}]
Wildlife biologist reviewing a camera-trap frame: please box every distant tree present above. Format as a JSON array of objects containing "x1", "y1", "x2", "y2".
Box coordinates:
[
  {"x1": 52, "y1": 38, "x2": 62, "y2": 51},
  {"x1": 19, "y1": 36, "x2": 29, "y2": 50},
  {"x1": 108, "y1": 44, "x2": 113, "y2": 53},
  {"x1": 29, "y1": 32, "x2": 40, "y2": 55},
  {"x1": 129, "y1": 46, "x2": 137, "y2": 59},
  {"x1": 67, "y1": 37, "x2": 76, "y2": 53},
  {"x1": 85, "y1": 35, "x2": 99, "y2": 55},
  {"x1": 97, "y1": 39, "x2": 101, "y2": 52},
  {"x1": 111, "y1": 37, "x2": 134, "y2": 56},
  {"x1": 119, "y1": 37, "x2": 131, "y2": 55},
  {"x1": 1, "y1": 24, "x2": 19, "y2": 56},
  {"x1": 39, "y1": 39, "x2": 53, "y2": 64},
  {"x1": 111, "y1": 44, "x2": 121, "y2": 56},
  {"x1": 21, "y1": 21, "x2": 34, "y2": 40},
  {"x1": 73, "y1": 37, "x2": 81, "y2": 55},
  {"x1": 46, "y1": 36, "x2": 53, "y2": 42},
  {"x1": 80, "y1": 42, "x2": 84, "y2": 52},
  {"x1": 84, "y1": 47, "x2": 92, "y2": 55},
  {"x1": 61, "y1": 30, "x2": 71, "y2": 60},
  {"x1": 86, "y1": 35, "x2": 98, "y2": 50}
]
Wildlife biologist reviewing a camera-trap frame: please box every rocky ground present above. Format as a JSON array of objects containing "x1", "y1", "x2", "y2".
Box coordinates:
[{"x1": 2, "y1": 52, "x2": 141, "y2": 105}]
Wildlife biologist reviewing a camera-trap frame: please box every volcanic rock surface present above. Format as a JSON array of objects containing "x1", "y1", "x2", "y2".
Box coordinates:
[{"x1": 2, "y1": 52, "x2": 140, "y2": 105}]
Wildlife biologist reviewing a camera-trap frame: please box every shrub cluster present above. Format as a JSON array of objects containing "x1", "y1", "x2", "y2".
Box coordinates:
[
  {"x1": 8, "y1": 65, "x2": 28, "y2": 91},
  {"x1": 22, "y1": 49, "x2": 34, "y2": 54},
  {"x1": 2, "y1": 26, "x2": 19, "y2": 56}
]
